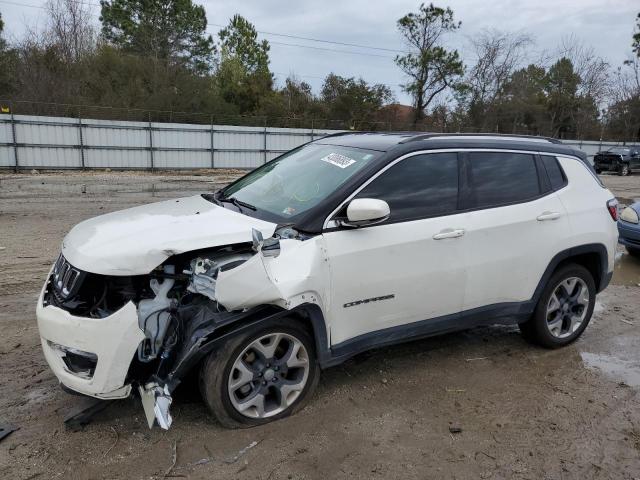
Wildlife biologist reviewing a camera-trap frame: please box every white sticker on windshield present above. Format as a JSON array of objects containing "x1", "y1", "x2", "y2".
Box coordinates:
[{"x1": 321, "y1": 153, "x2": 357, "y2": 169}]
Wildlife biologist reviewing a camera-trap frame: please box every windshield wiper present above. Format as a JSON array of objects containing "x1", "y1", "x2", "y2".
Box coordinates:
[{"x1": 220, "y1": 196, "x2": 257, "y2": 212}]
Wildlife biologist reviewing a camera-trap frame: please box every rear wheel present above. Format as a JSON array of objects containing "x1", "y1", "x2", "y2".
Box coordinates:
[
  {"x1": 200, "y1": 319, "x2": 320, "y2": 428},
  {"x1": 519, "y1": 264, "x2": 595, "y2": 348},
  {"x1": 595, "y1": 168, "x2": 602, "y2": 174}
]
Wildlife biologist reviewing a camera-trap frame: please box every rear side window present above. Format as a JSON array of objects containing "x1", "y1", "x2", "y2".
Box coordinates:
[
  {"x1": 355, "y1": 152, "x2": 458, "y2": 222},
  {"x1": 540, "y1": 155, "x2": 567, "y2": 190},
  {"x1": 467, "y1": 152, "x2": 540, "y2": 208}
]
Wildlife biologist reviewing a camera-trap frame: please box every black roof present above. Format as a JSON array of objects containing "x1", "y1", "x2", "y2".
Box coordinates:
[{"x1": 316, "y1": 132, "x2": 580, "y2": 158}]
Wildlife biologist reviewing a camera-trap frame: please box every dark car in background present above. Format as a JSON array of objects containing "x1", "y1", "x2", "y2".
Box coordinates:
[{"x1": 594, "y1": 146, "x2": 640, "y2": 176}]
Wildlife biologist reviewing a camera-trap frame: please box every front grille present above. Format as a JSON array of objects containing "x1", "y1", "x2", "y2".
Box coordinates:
[{"x1": 52, "y1": 254, "x2": 85, "y2": 298}]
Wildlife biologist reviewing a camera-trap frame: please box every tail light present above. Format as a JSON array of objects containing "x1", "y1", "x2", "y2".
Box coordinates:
[{"x1": 607, "y1": 199, "x2": 618, "y2": 221}]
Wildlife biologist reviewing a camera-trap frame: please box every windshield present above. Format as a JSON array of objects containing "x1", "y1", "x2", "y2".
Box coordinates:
[
  {"x1": 220, "y1": 144, "x2": 380, "y2": 222},
  {"x1": 608, "y1": 147, "x2": 630, "y2": 154}
]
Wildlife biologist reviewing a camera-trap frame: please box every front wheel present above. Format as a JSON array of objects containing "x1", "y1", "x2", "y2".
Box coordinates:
[
  {"x1": 199, "y1": 319, "x2": 320, "y2": 428},
  {"x1": 519, "y1": 264, "x2": 595, "y2": 348},
  {"x1": 619, "y1": 163, "x2": 630, "y2": 176}
]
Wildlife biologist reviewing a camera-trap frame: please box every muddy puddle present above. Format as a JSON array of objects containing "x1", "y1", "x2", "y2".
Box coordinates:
[
  {"x1": 580, "y1": 351, "x2": 640, "y2": 387},
  {"x1": 612, "y1": 249, "x2": 640, "y2": 286}
]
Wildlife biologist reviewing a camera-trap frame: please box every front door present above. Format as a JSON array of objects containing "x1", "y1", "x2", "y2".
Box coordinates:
[{"x1": 322, "y1": 152, "x2": 467, "y2": 346}]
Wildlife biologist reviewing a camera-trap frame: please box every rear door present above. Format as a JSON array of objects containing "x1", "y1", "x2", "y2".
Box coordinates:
[{"x1": 459, "y1": 150, "x2": 571, "y2": 311}]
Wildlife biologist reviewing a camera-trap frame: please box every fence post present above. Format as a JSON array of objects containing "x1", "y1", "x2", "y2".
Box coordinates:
[
  {"x1": 148, "y1": 113, "x2": 155, "y2": 172},
  {"x1": 310, "y1": 119, "x2": 315, "y2": 141},
  {"x1": 10, "y1": 104, "x2": 18, "y2": 172},
  {"x1": 210, "y1": 116, "x2": 215, "y2": 169},
  {"x1": 78, "y1": 110, "x2": 85, "y2": 170},
  {"x1": 263, "y1": 117, "x2": 268, "y2": 164}
]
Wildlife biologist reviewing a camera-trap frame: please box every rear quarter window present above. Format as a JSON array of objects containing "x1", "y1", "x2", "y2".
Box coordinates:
[{"x1": 540, "y1": 155, "x2": 567, "y2": 190}]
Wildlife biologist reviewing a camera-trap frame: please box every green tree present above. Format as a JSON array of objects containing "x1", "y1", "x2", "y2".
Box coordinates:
[
  {"x1": 99, "y1": 0, "x2": 215, "y2": 73},
  {"x1": 395, "y1": 3, "x2": 464, "y2": 126},
  {"x1": 218, "y1": 14, "x2": 270, "y2": 75},
  {"x1": 545, "y1": 57, "x2": 582, "y2": 137},
  {"x1": 0, "y1": 11, "x2": 16, "y2": 96},
  {"x1": 320, "y1": 73, "x2": 394, "y2": 128},
  {"x1": 499, "y1": 64, "x2": 548, "y2": 134},
  {"x1": 216, "y1": 15, "x2": 272, "y2": 114}
]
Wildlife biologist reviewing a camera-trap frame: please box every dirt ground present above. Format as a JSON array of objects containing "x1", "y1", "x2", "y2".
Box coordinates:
[{"x1": 2, "y1": 169, "x2": 640, "y2": 480}]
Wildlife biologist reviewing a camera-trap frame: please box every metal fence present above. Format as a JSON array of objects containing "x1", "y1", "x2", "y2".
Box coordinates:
[
  {"x1": 0, "y1": 113, "x2": 631, "y2": 170},
  {"x1": 0, "y1": 114, "x2": 340, "y2": 170}
]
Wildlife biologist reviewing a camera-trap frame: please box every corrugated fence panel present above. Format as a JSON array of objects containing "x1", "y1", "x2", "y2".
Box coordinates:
[
  {"x1": 3, "y1": 113, "x2": 634, "y2": 170},
  {"x1": 154, "y1": 150, "x2": 210, "y2": 169},
  {"x1": 20, "y1": 146, "x2": 82, "y2": 168},
  {"x1": 0, "y1": 146, "x2": 13, "y2": 167},
  {"x1": 84, "y1": 148, "x2": 149, "y2": 169}
]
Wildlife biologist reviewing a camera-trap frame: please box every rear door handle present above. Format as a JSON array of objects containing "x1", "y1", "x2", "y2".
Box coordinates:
[
  {"x1": 433, "y1": 228, "x2": 465, "y2": 240},
  {"x1": 537, "y1": 211, "x2": 561, "y2": 221}
]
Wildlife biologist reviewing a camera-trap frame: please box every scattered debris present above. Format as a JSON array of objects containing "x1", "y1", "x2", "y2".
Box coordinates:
[
  {"x1": 446, "y1": 388, "x2": 466, "y2": 393},
  {"x1": 0, "y1": 423, "x2": 19, "y2": 443},
  {"x1": 449, "y1": 426, "x2": 463, "y2": 434},
  {"x1": 620, "y1": 319, "x2": 634, "y2": 326},
  {"x1": 381, "y1": 378, "x2": 388, "y2": 384},
  {"x1": 224, "y1": 440, "x2": 261, "y2": 464},
  {"x1": 63, "y1": 397, "x2": 113, "y2": 431},
  {"x1": 31, "y1": 169, "x2": 39, "y2": 175},
  {"x1": 103, "y1": 426, "x2": 118, "y2": 457},
  {"x1": 81, "y1": 184, "x2": 87, "y2": 194},
  {"x1": 465, "y1": 357, "x2": 488, "y2": 362},
  {"x1": 164, "y1": 440, "x2": 178, "y2": 477}
]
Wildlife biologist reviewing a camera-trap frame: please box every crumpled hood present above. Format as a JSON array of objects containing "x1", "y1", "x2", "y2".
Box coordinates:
[{"x1": 62, "y1": 195, "x2": 277, "y2": 275}]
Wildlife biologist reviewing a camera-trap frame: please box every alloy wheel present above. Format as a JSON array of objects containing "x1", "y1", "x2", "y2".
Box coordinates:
[
  {"x1": 227, "y1": 333, "x2": 310, "y2": 419},
  {"x1": 545, "y1": 277, "x2": 590, "y2": 339}
]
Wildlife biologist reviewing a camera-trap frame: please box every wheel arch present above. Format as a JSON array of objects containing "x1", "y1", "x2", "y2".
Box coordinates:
[
  {"x1": 532, "y1": 243, "x2": 610, "y2": 305},
  {"x1": 165, "y1": 302, "x2": 331, "y2": 390}
]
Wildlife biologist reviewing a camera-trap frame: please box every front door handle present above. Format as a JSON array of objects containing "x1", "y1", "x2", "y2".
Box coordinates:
[
  {"x1": 537, "y1": 211, "x2": 561, "y2": 221},
  {"x1": 433, "y1": 228, "x2": 465, "y2": 240}
]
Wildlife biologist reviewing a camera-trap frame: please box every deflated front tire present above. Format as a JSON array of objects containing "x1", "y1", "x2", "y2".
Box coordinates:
[{"x1": 199, "y1": 318, "x2": 320, "y2": 428}]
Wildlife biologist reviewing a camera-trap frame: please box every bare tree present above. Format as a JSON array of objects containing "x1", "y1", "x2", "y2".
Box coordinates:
[
  {"x1": 465, "y1": 29, "x2": 533, "y2": 130},
  {"x1": 557, "y1": 35, "x2": 609, "y2": 105},
  {"x1": 45, "y1": 0, "x2": 95, "y2": 62}
]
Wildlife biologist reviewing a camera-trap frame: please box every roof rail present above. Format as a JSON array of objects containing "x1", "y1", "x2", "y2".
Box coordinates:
[{"x1": 399, "y1": 132, "x2": 563, "y2": 145}]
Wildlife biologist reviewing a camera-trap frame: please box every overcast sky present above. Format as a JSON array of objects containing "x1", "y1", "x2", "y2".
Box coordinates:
[{"x1": 1, "y1": 0, "x2": 638, "y2": 104}]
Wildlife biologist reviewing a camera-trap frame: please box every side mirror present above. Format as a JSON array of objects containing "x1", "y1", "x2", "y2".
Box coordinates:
[
  {"x1": 252, "y1": 228, "x2": 280, "y2": 257},
  {"x1": 339, "y1": 198, "x2": 390, "y2": 228}
]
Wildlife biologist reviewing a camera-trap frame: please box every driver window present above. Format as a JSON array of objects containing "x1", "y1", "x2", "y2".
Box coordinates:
[{"x1": 355, "y1": 152, "x2": 459, "y2": 223}]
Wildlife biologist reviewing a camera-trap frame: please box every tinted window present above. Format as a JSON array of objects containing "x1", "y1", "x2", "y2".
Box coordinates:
[
  {"x1": 468, "y1": 152, "x2": 540, "y2": 208},
  {"x1": 355, "y1": 152, "x2": 458, "y2": 222},
  {"x1": 541, "y1": 155, "x2": 566, "y2": 190}
]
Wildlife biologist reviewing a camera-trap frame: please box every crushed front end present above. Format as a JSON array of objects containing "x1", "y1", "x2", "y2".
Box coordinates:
[{"x1": 37, "y1": 244, "x2": 264, "y2": 429}]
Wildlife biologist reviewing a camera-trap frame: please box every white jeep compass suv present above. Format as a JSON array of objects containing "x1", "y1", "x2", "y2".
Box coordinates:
[{"x1": 36, "y1": 133, "x2": 618, "y2": 429}]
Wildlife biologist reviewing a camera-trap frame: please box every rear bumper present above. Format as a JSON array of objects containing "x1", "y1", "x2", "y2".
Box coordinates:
[{"x1": 36, "y1": 276, "x2": 145, "y2": 399}]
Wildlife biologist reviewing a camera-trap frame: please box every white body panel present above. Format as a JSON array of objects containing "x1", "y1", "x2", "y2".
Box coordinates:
[
  {"x1": 62, "y1": 195, "x2": 277, "y2": 275},
  {"x1": 36, "y1": 275, "x2": 144, "y2": 398},
  {"x1": 555, "y1": 156, "x2": 618, "y2": 273},
  {"x1": 322, "y1": 215, "x2": 466, "y2": 345},
  {"x1": 460, "y1": 193, "x2": 571, "y2": 309}
]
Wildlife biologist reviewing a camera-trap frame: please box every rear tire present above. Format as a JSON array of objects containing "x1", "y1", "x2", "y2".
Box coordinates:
[
  {"x1": 519, "y1": 264, "x2": 595, "y2": 348},
  {"x1": 199, "y1": 318, "x2": 320, "y2": 428},
  {"x1": 595, "y1": 168, "x2": 602, "y2": 174}
]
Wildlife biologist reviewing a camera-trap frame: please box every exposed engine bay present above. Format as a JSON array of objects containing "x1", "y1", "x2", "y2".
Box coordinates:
[{"x1": 42, "y1": 225, "x2": 319, "y2": 429}]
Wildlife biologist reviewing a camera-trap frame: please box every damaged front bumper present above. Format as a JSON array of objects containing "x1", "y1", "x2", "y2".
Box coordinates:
[{"x1": 36, "y1": 281, "x2": 144, "y2": 400}]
